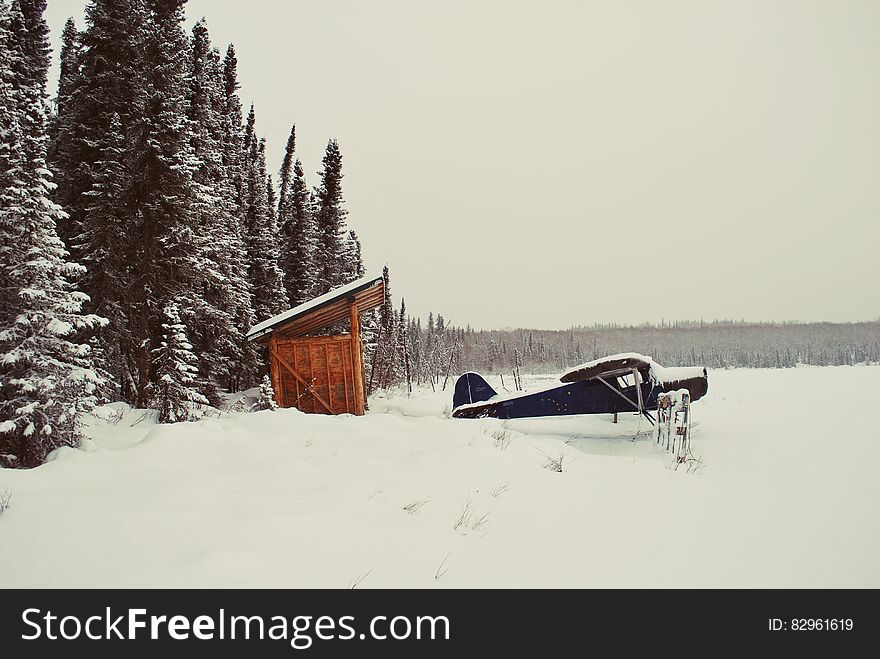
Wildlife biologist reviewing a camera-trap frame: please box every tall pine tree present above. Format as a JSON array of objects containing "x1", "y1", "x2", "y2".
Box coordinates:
[
  {"x1": 219, "y1": 43, "x2": 258, "y2": 389},
  {"x1": 186, "y1": 19, "x2": 253, "y2": 401},
  {"x1": 0, "y1": 0, "x2": 106, "y2": 468},
  {"x1": 313, "y1": 138, "x2": 351, "y2": 295},
  {"x1": 48, "y1": 0, "x2": 148, "y2": 401},
  {"x1": 151, "y1": 301, "x2": 208, "y2": 423},
  {"x1": 127, "y1": 0, "x2": 202, "y2": 406},
  {"x1": 277, "y1": 125, "x2": 317, "y2": 306},
  {"x1": 241, "y1": 109, "x2": 287, "y2": 322}
]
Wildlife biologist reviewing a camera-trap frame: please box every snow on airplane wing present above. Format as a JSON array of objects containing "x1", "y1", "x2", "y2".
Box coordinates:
[{"x1": 559, "y1": 353, "x2": 654, "y2": 383}]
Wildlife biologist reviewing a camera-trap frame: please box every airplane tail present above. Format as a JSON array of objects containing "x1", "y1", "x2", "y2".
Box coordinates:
[{"x1": 452, "y1": 372, "x2": 497, "y2": 409}]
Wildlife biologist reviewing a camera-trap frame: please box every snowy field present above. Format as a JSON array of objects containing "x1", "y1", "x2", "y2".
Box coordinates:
[{"x1": 1, "y1": 366, "x2": 878, "y2": 588}]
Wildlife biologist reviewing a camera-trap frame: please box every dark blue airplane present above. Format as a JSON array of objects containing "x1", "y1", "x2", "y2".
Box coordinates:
[{"x1": 452, "y1": 353, "x2": 708, "y2": 423}]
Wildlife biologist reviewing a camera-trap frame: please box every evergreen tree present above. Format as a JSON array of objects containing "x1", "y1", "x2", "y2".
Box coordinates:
[
  {"x1": 219, "y1": 42, "x2": 258, "y2": 389},
  {"x1": 346, "y1": 230, "x2": 365, "y2": 278},
  {"x1": 0, "y1": 0, "x2": 106, "y2": 468},
  {"x1": 312, "y1": 138, "x2": 350, "y2": 295},
  {"x1": 277, "y1": 127, "x2": 317, "y2": 306},
  {"x1": 46, "y1": 16, "x2": 78, "y2": 169},
  {"x1": 49, "y1": 0, "x2": 148, "y2": 400},
  {"x1": 76, "y1": 111, "x2": 129, "y2": 371},
  {"x1": 151, "y1": 302, "x2": 208, "y2": 423},
  {"x1": 277, "y1": 124, "x2": 295, "y2": 220},
  {"x1": 242, "y1": 114, "x2": 287, "y2": 322},
  {"x1": 395, "y1": 298, "x2": 410, "y2": 391},
  {"x1": 251, "y1": 375, "x2": 277, "y2": 412},
  {"x1": 221, "y1": 44, "x2": 244, "y2": 209},
  {"x1": 367, "y1": 265, "x2": 396, "y2": 392},
  {"x1": 8, "y1": 0, "x2": 50, "y2": 160},
  {"x1": 186, "y1": 19, "x2": 252, "y2": 401},
  {"x1": 50, "y1": 0, "x2": 146, "y2": 251},
  {"x1": 127, "y1": 0, "x2": 202, "y2": 406},
  {"x1": 55, "y1": 17, "x2": 78, "y2": 116}
]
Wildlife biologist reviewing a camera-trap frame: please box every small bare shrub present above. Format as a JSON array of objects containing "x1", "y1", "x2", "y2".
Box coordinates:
[
  {"x1": 0, "y1": 488, "x2": 11, "y2": 516},
  {"x1": 492, "y1": 425, "x2": 511, "y2": 449},
  {"x1": 453, "y1": 494, "x2": 490, "y2": 535},
  {"x1": 531, "y1": 444, "x2": 568, "y2": 473},
  {"x1": 102, "y1": 407, "x2": 125, "y2": 426},
  {"x1": 544, "y1": 453, "x2": 566, "y2": 472},
  {"x1": 666, "y1": 449, "x2": 705, "y2": 474}
]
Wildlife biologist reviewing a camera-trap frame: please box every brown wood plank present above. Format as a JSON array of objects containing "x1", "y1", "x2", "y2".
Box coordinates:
[
  {"x1": 340, "y1": 342, "x2": 351, "y2": 413},
  {"x1": 349, "y1": 303, "x2": 365, "y2": 415},
  {"x1": 270, "y1": 345, "x2": 333, "y2": 413},
  {"x1": 277, "y1": 334, "x2": 353, "y2": 345},
  {"x1": 309, "y1": 343, "x2": 331, "y2": 414},
  {"x1": 269, "y1": 336, "x2": 284, "y2": 408},
  {"x1": 323, "y1": 342, "x2": 334, "y2": 413},
  {"x1": 291, "y1": 342, "x2": 303, "y2": 409}
]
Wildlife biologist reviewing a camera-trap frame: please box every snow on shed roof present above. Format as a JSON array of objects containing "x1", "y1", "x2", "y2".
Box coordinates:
[{"x1": 247, "y1": 273, "x2": 384, "y2": 342}]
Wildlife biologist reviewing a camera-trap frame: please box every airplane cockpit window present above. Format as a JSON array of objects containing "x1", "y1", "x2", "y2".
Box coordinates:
[{"x1": 617, "y1": 373, "x2": 635, "y2": 388}]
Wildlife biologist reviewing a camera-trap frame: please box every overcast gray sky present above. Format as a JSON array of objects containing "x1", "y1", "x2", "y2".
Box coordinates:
[{"x1": 45, "y1": 0, "x2": 880, "y2": 329}]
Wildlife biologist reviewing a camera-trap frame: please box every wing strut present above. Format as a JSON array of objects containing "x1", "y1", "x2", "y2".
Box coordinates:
[{"x1": 595, "y1": 373, "x2": 655, "y2": 426}]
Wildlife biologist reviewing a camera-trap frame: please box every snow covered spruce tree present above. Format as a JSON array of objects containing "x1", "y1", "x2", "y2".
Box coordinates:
[
  {"x1": 251, "y1": 375, "x2": 277, "y2": 412},
  {"x1": 0, "y1": 0, "x2": 106, "y2": 468},
  {"x1": 185, "y1": 19, "x2": 254, "y2": 402},
  {"x1": 126, "y1": 0, "x2": 212, "y2": 407},
  {"x1": 241, "y1": 108, "x2": 288, "y2": 322},
  {"x1": 48, "y1": 0, "x2": 148, "y2": 401},
  {"x1": 277, "y1": 125, "x2": 317, "y2": 307},
  {"x1": 45, "y1": 16, "x2": 78, "y2": 176},
  {"x1": 367, "y1": 265, "x2": 396, "y2": 393},
  {"x1": 218, "y1": 43, "x2": 259, "y2": 390},
  {"x1": 151, "y1": 302, "x2": 207, "y2": 423},
  {"x1": 50, "y1": 0, "x2": 147, "y2": 252},
  {"x1": 312, "y1": 138, "x2": 358, "y2": 296}
]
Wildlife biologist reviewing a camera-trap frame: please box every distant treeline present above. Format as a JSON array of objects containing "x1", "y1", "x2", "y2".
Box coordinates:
[
  {"x1": 382, "y1": 319, "x2": 880, "y2": 388},
  {"x1": 456, "y1": 320, "x2": 880, "y2": 373}
]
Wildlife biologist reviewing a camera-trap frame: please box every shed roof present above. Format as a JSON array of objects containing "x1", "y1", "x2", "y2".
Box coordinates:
[{"x1": 247, "y1": 273, "x2": 385, "y2": 342}]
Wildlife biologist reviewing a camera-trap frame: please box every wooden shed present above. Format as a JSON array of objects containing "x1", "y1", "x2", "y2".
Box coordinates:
[{"x1": 246, "y1": 274, "x2": 385, "y2": 415}]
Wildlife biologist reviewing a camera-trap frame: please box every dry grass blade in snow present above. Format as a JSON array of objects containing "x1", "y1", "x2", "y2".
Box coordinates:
[
  {"x1": 435, "y1": 552, "x2": 452, "y2": 581},
  {"x1": 348, "y1": 568, "x2": 373, "y2": 589},
  {"x1": 489, "y1": 483, "x2": 511, "y2": 498},
  {"x1": 453, "y1": 495, "x2": 473, "y2": 531},
  {"x1": 471, "y1": 513, "x2": 490, "y2": 533},
  {"x1": 0, "y1": 489, "x2": 10, "y2": 516},
  {"x1": 402, "y1": 497, "x2": 431, "y2": 514}
]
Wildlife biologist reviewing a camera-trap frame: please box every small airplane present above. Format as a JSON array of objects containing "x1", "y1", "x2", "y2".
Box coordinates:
[{"x1": 451, "y1": 353, "x2": 708, "y2": 424}]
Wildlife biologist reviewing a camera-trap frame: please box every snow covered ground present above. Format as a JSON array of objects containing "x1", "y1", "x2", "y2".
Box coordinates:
[{"x1": 1, "y1": 366, "x2": 878, "y2": 588}]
